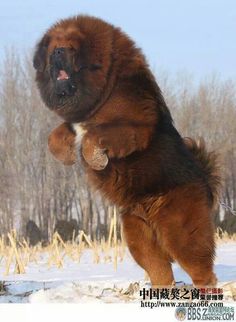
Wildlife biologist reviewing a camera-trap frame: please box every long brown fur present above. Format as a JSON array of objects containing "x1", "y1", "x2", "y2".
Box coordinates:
[{"x1": 33, "y1": 15, "x2": 221, "y2": 287}]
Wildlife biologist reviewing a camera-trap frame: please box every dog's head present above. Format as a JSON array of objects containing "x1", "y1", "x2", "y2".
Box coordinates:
[{"x1": 33, "y1": 16, "x2": 116, "y2": 122}]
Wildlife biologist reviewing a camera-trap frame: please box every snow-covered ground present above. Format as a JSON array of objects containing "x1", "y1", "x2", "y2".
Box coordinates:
[{"x1": 0, "y1": 242, "x2": 236, "y2": 303}]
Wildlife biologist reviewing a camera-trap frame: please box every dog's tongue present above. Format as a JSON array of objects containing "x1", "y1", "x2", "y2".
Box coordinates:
[{"x1": 57, "y1": 70, "x2": 69, "y2": 80}]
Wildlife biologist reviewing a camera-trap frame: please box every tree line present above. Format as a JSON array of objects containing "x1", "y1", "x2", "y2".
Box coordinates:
[{"x1": 0, "y1": 52, "x2": 235, "y2": 242}]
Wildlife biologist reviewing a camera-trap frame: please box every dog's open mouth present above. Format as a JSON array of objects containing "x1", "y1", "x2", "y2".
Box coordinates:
[
  {"x1": 57, "y1": 70, "x2": 70, "y2": 81},
  {"x1": 53, "y1": 68, "x2": 77, "y2": 97}
]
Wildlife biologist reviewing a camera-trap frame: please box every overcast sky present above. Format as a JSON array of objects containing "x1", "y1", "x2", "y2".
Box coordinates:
[{"x1": 0, "y1": 0, "x2": 235, "y2": 80}]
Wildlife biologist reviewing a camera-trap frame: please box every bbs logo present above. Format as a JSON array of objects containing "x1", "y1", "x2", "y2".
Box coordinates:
[{"x1": 175, "y1": 307, "x2": 187, "y2": 321}]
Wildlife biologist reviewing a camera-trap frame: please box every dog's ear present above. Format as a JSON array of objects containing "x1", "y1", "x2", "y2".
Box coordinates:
[{"x1": 33, "y1": 35, "x2": 50, "y2": 72}]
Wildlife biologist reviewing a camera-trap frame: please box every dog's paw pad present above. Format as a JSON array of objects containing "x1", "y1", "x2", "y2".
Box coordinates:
[
  {"x1": 91, "y1": 146, "x2": 109, "y2": 170},
  {"x1": 82, "y1": 145, "x2": 108, "y2": 171}
]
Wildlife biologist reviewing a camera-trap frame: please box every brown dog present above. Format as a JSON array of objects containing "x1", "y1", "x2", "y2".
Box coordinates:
[{"x1": 34, "y1": 15, "x2": 221, "y2": 287}]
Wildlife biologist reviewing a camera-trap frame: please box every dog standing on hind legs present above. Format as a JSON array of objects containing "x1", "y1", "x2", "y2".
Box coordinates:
[{"x1": 33, "y1": 15, "x2": 221, "y2": 287}]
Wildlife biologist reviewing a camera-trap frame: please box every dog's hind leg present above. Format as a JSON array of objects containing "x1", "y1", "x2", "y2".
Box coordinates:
[
  {"x1": 157, "y1": 204, "x2": 217, "y2": 287},
  {"x1": 121, "y1": 211, "x2": 175, "y2": 287},
  {"x1": 170, "y1": 220, "x2": 217, "y2": 287}
]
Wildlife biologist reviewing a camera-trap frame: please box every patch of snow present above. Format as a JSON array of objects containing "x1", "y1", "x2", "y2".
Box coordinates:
[{"x1": 0, "y1": 242, "x2": 236, "y2": 303}]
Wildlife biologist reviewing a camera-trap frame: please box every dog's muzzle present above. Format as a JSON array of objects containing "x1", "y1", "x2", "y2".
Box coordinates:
[{"x1": 50, "y1": 47, "x2": 77, "y2": 96}]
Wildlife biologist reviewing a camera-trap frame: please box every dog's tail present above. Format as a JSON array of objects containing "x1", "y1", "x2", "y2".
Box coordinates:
[{"x1": 184, "y1": 137, "x2": 221, "y2": 209}]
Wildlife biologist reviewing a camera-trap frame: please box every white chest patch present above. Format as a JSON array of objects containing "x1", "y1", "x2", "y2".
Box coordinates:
[{"x1": 72, "y1": 123, "x2": 87, "y2": 145}]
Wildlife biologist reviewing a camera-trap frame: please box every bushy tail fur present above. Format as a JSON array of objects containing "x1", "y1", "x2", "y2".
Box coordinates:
[{"x1": 184, "y1": 137, "x2": 221, "y2": 209}]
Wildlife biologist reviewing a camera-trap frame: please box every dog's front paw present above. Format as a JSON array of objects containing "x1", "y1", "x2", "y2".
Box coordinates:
[
  {"x1": 48, "y1": 123, "x2": 77, "y2": 166},
  {"x1": 82, "y1": 135, "x2": 109, "y2": 171}
]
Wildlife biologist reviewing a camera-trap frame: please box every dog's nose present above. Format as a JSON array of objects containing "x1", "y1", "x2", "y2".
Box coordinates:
[{"x1": 54, "y1": 47, "x2": 65, "y2": 58}]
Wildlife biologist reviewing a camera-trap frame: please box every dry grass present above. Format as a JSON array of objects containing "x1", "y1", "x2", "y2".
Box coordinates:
[
  {"x1": 215, "y1": 228, "x2": 236, "y2": 243},
  {"x1": 0, "y1": 214, "x2": 126, "y2": 276},
  {"x1": 0, "y1": 224, "x2": 235, "y2": 277}
]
